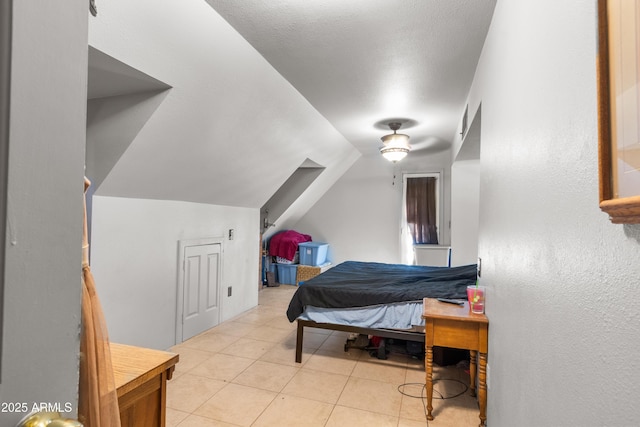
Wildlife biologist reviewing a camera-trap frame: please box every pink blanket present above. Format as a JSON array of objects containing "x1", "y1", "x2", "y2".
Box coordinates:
[{"x1": 269, "y1": 230, "x2": 312, "y2": 261}]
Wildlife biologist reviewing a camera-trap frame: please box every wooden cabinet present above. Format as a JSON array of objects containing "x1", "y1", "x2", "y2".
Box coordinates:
[{"x1": 111, "y1": 343, "x2": 179, "y2": 427}]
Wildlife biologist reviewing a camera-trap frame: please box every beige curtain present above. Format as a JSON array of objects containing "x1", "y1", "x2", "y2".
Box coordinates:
[{"x1": 78, "y1": 178, "x2": 121, "y2": 427}]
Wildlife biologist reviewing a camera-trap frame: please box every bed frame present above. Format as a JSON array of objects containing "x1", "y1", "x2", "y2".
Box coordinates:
[
  {"x1": 289, "y1": 261, "x2": 477, "y2": 363},
  {"x1": 295, "y1": 319, "x2": 425, "y2": 363}
]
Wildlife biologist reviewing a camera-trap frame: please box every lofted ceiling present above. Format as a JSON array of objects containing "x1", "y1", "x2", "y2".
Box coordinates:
[
  {"x1": 206, "y1": 0, "x2": 497, "y2": 157},
  {"x1": 86, "y1": 0, "x2": 495, "y2": 213}
]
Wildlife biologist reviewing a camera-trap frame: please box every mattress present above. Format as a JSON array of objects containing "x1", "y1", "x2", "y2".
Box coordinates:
[{"x1": 298, "y1": 301, "x2": 425, "y2": 330}]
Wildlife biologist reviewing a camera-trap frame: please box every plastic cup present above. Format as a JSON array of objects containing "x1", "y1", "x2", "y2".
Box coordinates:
[{"x1": 467, "y1": 285, "x2": 485, "y2": 314}]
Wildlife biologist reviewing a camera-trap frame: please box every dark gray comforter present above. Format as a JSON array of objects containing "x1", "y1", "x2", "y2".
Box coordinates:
[{"x1": 286, "y1": 261, "x2": 477, "y2": 322}]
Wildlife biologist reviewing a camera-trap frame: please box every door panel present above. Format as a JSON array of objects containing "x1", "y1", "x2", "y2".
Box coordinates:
[
  {"x1": 181, "y1": 243, "x2": 221, "y2": 341},
  {"x1": 206, "y1": 252, "x2": 219, "y2": 309},
  {"x1": 184, "y1": 253, "x2": 200, "y2": 320}
]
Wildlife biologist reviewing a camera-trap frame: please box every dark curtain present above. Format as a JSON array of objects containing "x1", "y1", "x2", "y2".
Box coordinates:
[{"x1": 406, "y1": 177, "x2": 438, "y2": 244}]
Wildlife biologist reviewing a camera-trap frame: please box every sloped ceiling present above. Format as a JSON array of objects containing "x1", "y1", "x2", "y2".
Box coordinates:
[
  {"x1": 206, "y1": 0, "x2": 497, "y2": 157},
  {"x1": 87, "y1": 0, "x2": 360, "y2": 209},
  {"x1": 86, "y1": 47, "x2": 171, "y2": 190},
  {"x1": 87, "y1": 47, "x2": 171, "y2": 100},
  {"x1": 86, "y1": 0, "x2": 495, "y2": 210}
]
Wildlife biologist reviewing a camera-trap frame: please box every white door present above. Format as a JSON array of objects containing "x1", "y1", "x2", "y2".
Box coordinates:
[{"x1": 179, "y1": 241, "x2": 222, "y2": 342}]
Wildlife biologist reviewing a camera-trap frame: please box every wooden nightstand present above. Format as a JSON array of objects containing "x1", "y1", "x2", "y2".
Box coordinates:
[
  {"x1": 422, "y1": 297, "x2": 489, "y2": 427},
  {"x1": 111, "y1": 343, "x2": 179, "y2": 427}
]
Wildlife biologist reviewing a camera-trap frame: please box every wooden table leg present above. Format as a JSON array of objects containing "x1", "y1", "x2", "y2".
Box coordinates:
[
  {"x1": 295, "y1": 321, "x2": 304, "y2": 363},
  {"x1": 425, "y1": 345, "x2": 434, "y2": 420},
  {"x1": 469, "y1": 350, "x2": 477, "y2": 397},
  {"x1": 478, "y1": 352, "x2": 487, "y2": 427}
]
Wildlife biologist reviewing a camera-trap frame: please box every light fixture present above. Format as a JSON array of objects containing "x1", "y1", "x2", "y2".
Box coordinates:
[{"x1": 380, "y1": 122, "x2": 411, "y2": 162}]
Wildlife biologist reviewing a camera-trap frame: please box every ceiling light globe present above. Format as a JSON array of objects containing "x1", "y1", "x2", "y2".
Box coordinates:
[
  {"x1": 380, "y1": 146, "x2": 409, "y2": 162},
  {"x1": 381, "y1": 133, "x2": 410, "y2": 146},
  {"x1": 378, "y1": 122, "x2": 411, "y2": 162}
]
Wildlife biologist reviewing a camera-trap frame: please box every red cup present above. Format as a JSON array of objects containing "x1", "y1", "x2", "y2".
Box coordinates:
[{"x1": 467, "y1": 285, "x2": 485, "y2": 314}]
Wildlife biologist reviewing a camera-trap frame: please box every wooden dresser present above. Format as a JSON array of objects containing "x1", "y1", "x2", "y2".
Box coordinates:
[{"x1": 111, "y1": 343, "x2": 179, "y2": 427}]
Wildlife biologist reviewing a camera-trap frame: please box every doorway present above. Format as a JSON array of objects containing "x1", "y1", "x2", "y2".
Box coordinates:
[{"x1": 176, "y1": 237, "x2": 223, "y2": 343}]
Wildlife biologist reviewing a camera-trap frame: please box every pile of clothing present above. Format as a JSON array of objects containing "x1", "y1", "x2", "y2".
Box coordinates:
[{"x1": 268, "y1": 230, "x2": 312, "y2": 262}]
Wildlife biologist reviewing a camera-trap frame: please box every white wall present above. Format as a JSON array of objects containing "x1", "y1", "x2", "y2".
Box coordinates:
[
  {"x1": 87, "y1": 0, "x2": 360, "y2": 209},
  {"x1": 451, "y1": 159, "x2": 480, "y2": 266},
  {"x1": 468, "y1": 2, "x2": 640, "y2": 425},
  {"x1": 85, "y1": 0, "x2": 361, "y2": 352},
  {"x1": 294, "y1": 150, "x2": 451, "y2": 265},
  {"x1": 90, "y1": 196, "x2": 258, "y2": 350},
  {"x1": 1, "y1": 1, "x2": 86, "y2": 424}
]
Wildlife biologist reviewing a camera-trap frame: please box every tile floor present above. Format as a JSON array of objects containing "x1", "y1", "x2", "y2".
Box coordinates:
[{"x1": 167, "y1": 284, "x2": 481, "y2": 426}]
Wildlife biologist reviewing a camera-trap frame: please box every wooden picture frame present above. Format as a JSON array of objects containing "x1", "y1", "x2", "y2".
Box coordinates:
[{"x1": 597, "y1": 0, "x2": 640, "y2": 223}]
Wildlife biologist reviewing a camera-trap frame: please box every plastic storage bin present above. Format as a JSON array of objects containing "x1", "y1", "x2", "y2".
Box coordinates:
[
  {"x1": 276, "y1": 264, "x2": 298, "y2": 285},
  {"x1": 276, "y1": 251, "x2": 299, "y2": 264},
  {"x1": 298, "y1": 242, "x2": 329, "y2": 266}
]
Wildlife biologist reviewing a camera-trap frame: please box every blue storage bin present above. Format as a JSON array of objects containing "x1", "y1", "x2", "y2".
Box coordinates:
[
  {"x1": 269, "y1": 263, "x2": 278, "y2": 281},
  {"x1": 276, "y1": 264, "x2": 298, "y2": 285},
  {"x1": 298, "y1": 242, "x2": 329, "y2": 266}
]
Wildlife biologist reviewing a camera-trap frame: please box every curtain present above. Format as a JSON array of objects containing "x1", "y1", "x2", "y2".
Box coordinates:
[
  {"x1": 78, "y1": 178, "x2": 121, "y2": 427},
  {"x1": 406, "y1": 177, "x2": 439, "y2": 245}
]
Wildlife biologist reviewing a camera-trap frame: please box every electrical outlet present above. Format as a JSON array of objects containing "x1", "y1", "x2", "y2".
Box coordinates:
[
  {"x1": 228, "y1": 229, "x2": 234, "y2": 240},
  {"x1": 477, "y1": 257, "x2": 482, "y2": 277},
  {"x1": 227, "y1": 286, "x2": 232, "y2": 297}
]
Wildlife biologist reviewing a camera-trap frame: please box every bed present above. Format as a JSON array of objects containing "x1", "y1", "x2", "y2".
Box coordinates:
[{"x1": 286, "y1": 261, "x2": 477, "y2": 362}]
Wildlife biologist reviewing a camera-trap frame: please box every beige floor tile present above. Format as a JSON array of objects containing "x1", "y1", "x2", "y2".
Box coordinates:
[
  {"x1": 189, "y1": 353, "x2": 254, "y2": 382},
  {"x1": 405, "y1": 363, "x2": 426, "y2": 384},
  {"x1": 233, "y1": 310, "x2": 280, "y2": 325},
  {"x1": 258, "y1": 294, "x2": 294, "y2": 307},
  {"x1": 398, "y1": 417, "x2": 430, "y2": 427},
  {"x1": 219, "y1": 337, "x2": 275, "y2": 359},
  {"x1": 281, "y1": 369, "x2": 349, "y2": 404},
  {"x1": 205, "y1": 320, "x2": 256, "y2": 338},
  {"x1": 232, "y1": 360, "x2": 298, "y2": 392},
  {"x1": 244, "y1": 324, "x2": 295, "y2": 343},
  {"x1": 317, "y1": 332, "x2": 355, "y2": 353},
  {"x1": 351, "y1": 357, "x2": 408, "y2": 384},
  {"x1": 166, "y1": 373, "x2": 227, "y2": 413},
  {"x1": 175, "y1": 414, "x2": 240, "y2": 426},
  {"x1": 306, "y1": 326, "x2": 333, "y2": 335},
  {"x1": 252, "y1": 303, "x2": 286, "y2": 315},
  {"x1": 259, "y1": 342, "x2": 313, "y2": 366},
  {"x1": 406, "y1": 355, "x2": 425, "y2": 369},
  {"x1": 262, "y1": 298, "x2": 296, "y2": 308},
  {"x1": 169, "y1": 285, "x2": 474, "y2": 426},
  {"x1": 264, "y1": 314, "x2": 298, "y2": 331},
  {"x1": 168, "y1": 346, "x2": 215, "y2": 377},
  {"x1": 303, "y1": 350, "x2": 358, "y2": 376},
  {"x1": 302, "y1": 332, "x2": 331, "y2": 349},
  {"x1": 282, "y1": 330, "x2": 329, "y2": 350},
  {"x1": 337, "y1": 376, "x2": 403, "y2": 417},
  {"x1": 325, "y1": 405, "x2": 399, "y2": 427},
  {"x1": 432, "y1": 377, "x2": 470, "y2": 401},
  {"x1": 180, "y1": 332, "x2": 240, "y2": 353},
  {"x1": 194, "y1": 383, "x2": 277, "y2": 426},
  {"x1": 428, "y1": 392, "x2": 480, "y2": 427},
  {"x1": 398, "y1": 384, "x2": 429, "y2": 422},
  {"x1": 252, "y1": 394, "x2": 333, "y2": 427},
  {"x1": 165, "y1": 407, "x2": 189, "y2": 427},
  {"x1": 253, "y1": 302, "x2": 291, "y2": 315}
]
